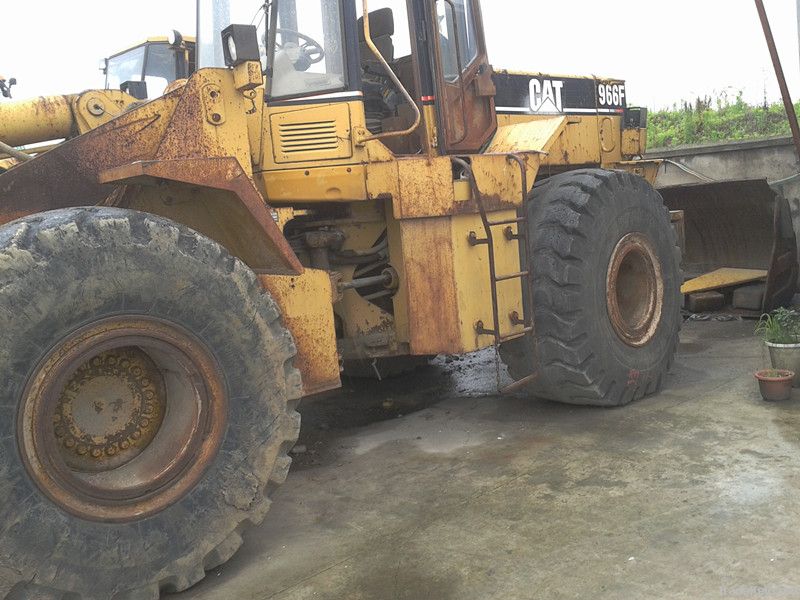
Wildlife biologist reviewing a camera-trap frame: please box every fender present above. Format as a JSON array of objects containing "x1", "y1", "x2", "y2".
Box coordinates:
[{"x1": 0, "y1": 69, "x2": 301, "y2": 275}]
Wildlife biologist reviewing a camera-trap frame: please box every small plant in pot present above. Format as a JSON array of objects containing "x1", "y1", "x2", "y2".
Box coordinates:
[
  {"x1": 755, "y1": 308, "x2": 800, "y2": 388},
  {"x1": 755, "y1": 369, "x2": 795, "y2": 402}
]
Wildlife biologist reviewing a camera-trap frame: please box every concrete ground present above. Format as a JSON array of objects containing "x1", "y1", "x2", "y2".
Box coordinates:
[{"x1": 170, "y1": 319, "x2": 800, "y2": 600}]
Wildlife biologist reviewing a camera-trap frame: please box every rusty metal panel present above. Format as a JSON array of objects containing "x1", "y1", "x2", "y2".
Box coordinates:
[
  {"x1": 0, "y1": 69, "x2": 301, "y2": 274},
  {"x1": 390, "y1": 154, "x2": 539, "y2": 220},
  {"x1": 259, "y1": 271, "x2": 342, "y2": 397},
  {"x1": 398, "y1": 211, "x2": 524, "y2": 356},
  {"x1": 612, "y1": 160, "x2": 662, "y2": 187},
  {"x1": 399, "y1": 217, "x2": 462, "y2": 355},
  {"x1": 0, "y1": 87, "x2": 183, "y2": 225},
  {"x1": 101, "y1": 158, "x2": 303, "y2": 275},
  {"x1": 393, "y1": 157, "x2": 454, "y2": 219}
]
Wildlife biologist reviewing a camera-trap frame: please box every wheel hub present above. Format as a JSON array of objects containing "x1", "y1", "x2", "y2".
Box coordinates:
[
  {"x1": 18, "y1": 317, "x2": 227, "y2": 523},
  {"x1": 606, "y1": 232, "x2": 665, "y2": 347},
  {"x1": 55, "y1": 349, "x2": 166, "y2": 472}
]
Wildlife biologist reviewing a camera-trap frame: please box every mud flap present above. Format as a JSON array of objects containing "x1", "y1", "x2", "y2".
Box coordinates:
[{"x1": 659, "y1": 179, "x2": 799, "y2": 311}]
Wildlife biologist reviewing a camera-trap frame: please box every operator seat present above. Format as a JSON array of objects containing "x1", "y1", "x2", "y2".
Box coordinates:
[
  {"x1": 358, "y1": 8, "x2": 395, "y2": 68},
  {"x1": 357, "y1": 8, "x2": 406, "y2": 136}
]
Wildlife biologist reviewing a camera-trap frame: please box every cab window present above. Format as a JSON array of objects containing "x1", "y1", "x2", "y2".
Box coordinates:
[
  {"x1": 142, "y1": 44, "x2": 180, "y2": 97},
  {"x1": 268, "y1": 0, "x2": 347, "y2": 99},
  {"x1": 437, "y1": 0, "x2": 479, "y2": 82},
  {"x1": 105, "y1": 46, "x2": 146, "y2": 91}
]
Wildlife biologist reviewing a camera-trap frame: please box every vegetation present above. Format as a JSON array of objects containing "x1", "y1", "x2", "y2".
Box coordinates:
[
  {"x1": 757, "y1": 369, "x2": 794, "y2": 379},
  {"x1": 755, "y1": 308, "x2": 800, "y2": 345},
  {"x1": 648, "y1": 93, "x2": 800, "y2": 149}
]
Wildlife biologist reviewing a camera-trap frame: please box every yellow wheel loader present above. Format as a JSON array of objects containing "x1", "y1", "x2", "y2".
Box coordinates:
[{"x1": 0, "y1": 0, "x2": 691, "y2": 597}]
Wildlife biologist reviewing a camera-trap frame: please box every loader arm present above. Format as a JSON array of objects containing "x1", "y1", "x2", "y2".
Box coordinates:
[{"x1": 0, "y1": 90, "x2": 139, "y2": 152}]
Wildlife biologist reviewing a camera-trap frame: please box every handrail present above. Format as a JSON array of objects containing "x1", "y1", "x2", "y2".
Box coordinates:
[{"x1": 358, "y1": 0, "x2": 422, "y2": 144}]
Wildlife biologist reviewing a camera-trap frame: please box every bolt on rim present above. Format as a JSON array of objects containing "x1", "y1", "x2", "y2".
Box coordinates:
[{"x1": 18, "y1": 317, "x2": 227, "y2": 523}]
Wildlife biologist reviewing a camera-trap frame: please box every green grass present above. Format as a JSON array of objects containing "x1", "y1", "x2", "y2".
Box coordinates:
[{"x1": 648, "y1": 93, "x2": 800, "y2": 149}]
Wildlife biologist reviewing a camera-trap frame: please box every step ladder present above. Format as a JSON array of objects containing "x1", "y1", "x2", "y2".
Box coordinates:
[{"x1": 451, "y1": 156, "x2": 540, "y2": 394}]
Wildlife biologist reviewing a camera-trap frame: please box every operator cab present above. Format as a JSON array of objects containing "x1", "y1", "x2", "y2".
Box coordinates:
[
  {"x1": 201, "y1": 0, "x2": 496, "y2": 155},
  {"x1": 102, "y1": 33, "x2": 196, "y2": 100}
]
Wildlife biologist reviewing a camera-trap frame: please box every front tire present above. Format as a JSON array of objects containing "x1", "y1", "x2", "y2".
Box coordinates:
[
  {"x1": 500, "y1": 169, "x2": 682, "y2": 407},
  {"x1": 0, "y1": 208, "x2": 302, "y2": 599}
]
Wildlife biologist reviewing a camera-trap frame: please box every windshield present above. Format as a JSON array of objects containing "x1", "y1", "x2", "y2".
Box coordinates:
[
  {"x1": 105, "y1": 43, "x2": 181, "y2": 98},
  {"x1": 105, "y1": 46, "x2": 146, "y2": 90},
  {"x1": 267, "y1": 0, "x2": 346, "y2": 99}
]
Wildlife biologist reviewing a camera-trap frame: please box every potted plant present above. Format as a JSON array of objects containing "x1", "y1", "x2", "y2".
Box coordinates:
[
  {"x1": 755, "y1": 369, "x2": 795, "y2": 401},
  {"x1": 755, "y1": 308, "x2": 800, "y2": 387}
]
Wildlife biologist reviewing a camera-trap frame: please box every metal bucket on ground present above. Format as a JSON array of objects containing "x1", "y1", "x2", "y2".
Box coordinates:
[{"x1": 659, "y1": 179, "x2": 799, "y2": 312}]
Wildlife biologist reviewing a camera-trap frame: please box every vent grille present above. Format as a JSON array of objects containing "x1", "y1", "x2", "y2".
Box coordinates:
[{"x1": 279, "y1": 120, "x2": 339, "y2": 155}]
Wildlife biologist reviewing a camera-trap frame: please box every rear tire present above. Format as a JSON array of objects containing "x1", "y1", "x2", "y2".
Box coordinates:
[
  {"x1": 500, "y1": 169, "x2": 681, "y2": 407},
  {"x1": 0, "y1": 208, "x2": 302, "y2": 599}
]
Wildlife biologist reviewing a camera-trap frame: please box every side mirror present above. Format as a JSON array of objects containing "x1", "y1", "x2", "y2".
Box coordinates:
[
  {"x1": 8, "y1": 78, "x2": 16, "y2": 86},
  {"x1": 169, "y1": 30, "x2": 184, "y2": 48},
  {"x1": 221, "y1": 24, "x2": 260, "y2": 67}
]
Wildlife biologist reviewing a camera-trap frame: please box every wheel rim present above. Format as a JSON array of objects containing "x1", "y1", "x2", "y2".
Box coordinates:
[
  {"x1": 18, "y1": 317, "x2": 227, "y2": 523},
  {"x1": 606, "y1": 233, "x2": 665, "y2": 347}
]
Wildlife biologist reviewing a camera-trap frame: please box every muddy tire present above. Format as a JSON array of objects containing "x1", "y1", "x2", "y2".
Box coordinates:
[
  {"x1": 500, "y1": 169, "x2": 681, "y2": 407},
  {"x1": 342, "y1": 356, "x2": 432, "y2": 380},
  {"x1": 0, "y1": 208, "x2": 302, "y2": 599}
]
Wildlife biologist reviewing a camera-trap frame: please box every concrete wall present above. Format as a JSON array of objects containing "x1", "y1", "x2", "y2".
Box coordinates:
[{"x1": 647, "y1": 136, "x2": 800, "y2": 246}]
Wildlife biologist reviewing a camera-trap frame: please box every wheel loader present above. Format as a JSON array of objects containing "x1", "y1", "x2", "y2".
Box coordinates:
[{"x1": 0, "y1": 0, "x2": 693, "y2": 597}]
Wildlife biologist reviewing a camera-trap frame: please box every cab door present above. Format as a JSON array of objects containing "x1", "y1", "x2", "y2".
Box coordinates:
[{"x1": 430, "y1": 0, "x2": 497, "y2": 153}]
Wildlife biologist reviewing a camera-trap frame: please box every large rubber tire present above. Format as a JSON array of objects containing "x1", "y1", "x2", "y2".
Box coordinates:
[
  {"x1": 500, "y1": 169, "x2": 682, "y2": 407},
  {"x1": 0, "y1": 208, "x2": 302, "y2": 599}
]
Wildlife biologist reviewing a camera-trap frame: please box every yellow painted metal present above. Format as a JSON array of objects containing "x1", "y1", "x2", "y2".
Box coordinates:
[
  {"x1": 681, "y1": 268, "x2": 768, "y2": 295},
  {"x1": 233, "y1": 61, "x2": 263, "y2": 92},
  {"x1": 259, "y1": 100, "x2": 368, "y2": 172},
  {"x1": 486, "y1": 117, "x2": 566, "y2": 155},
  {"x1": 496, "y1": 113, "x2": 636, "y2": 167},
  {"x1": 259, "y1": 164, "x2": 369, "y2": 204},
  {"x1": 259, "y1": 270, "x2": 342, "y2": 396},
  {"x1": 269, "y1": 103, "x2": 354, "y2": 164},
  {"x1": 396, "y1": 210, "x2": 525, "y2": 355},
  {"x1": 611, "y1": 160, "x2": 662, "y2": 187},
  {"x1": 622, "y1": 128, "x2": 646, "y2": 157},
  {"x1": 0, "y1": 90, "x2": 137, "y2": 148}
]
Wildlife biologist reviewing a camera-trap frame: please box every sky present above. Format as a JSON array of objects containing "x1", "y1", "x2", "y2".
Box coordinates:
[{"x1": 1, "y1": 0, "x2": 799, "y2": 110}]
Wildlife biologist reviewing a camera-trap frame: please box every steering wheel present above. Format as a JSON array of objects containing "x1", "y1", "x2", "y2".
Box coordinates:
[{"x1": 275, "y1": 28, "x2": 325, "y2": 69}]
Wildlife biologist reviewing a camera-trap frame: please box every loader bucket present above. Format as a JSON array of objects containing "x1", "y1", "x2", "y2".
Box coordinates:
[{"x1": 659, "y1": 179, "x2": 798, "y2": 312}]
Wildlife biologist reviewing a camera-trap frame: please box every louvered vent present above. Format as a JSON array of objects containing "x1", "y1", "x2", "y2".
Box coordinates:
[
  {"x1": 270, "y1": 103, "x2": 353, "y2": 164},
  {"x1": 279, "y1": 120, "x2": 339, "y2": 155}
]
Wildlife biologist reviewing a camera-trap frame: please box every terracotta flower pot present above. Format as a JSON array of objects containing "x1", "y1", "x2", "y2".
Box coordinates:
[{"x1": 755, "y1": 369, "x2": 795, "y2": 401}]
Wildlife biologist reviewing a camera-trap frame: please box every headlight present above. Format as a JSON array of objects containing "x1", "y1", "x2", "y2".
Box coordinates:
[
  {"x1": 226, "y1": 35, "x2": 238, "y2": 64},
  {"x1": 221, "y1": 25, "x2": 260, "y2": 67}
]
